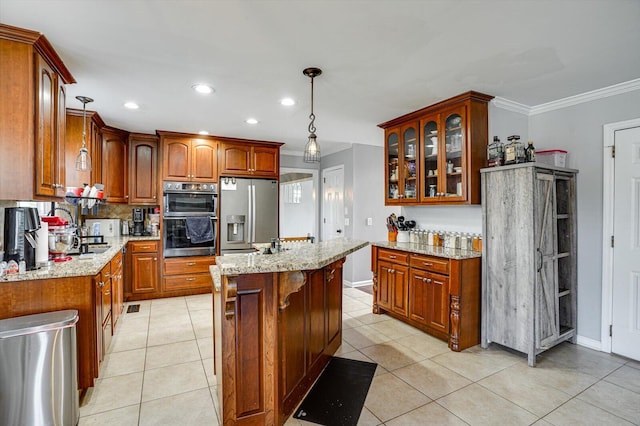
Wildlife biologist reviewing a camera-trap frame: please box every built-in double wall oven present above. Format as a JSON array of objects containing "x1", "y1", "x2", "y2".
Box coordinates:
[{"x1": 163, "y1": 181, "x2": 217, "y2": 257}]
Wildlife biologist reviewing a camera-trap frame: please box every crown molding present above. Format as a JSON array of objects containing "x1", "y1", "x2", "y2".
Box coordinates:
[
  {"x1": 491, "y1": 97, "x2": 531, "y2": 115},
  {"x1": 492, "y1": 78, "x2": 640, "y2": 116}
]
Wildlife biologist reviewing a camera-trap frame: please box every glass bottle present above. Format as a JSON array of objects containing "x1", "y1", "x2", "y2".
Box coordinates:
[
  {"x1": 487, "y1": 136, "x2": 504, "y2": 167},
  {"x1": 504, "y1": 135, "x2": 525, "y2": 165},
  {"x1": 525, "y1": 140, "x2": 536, "y2": 162}
]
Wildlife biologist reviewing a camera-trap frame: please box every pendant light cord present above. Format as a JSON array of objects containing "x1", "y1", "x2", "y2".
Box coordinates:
[{"x1": 308, "y1": 75, "x2": 316, "y2": 134}]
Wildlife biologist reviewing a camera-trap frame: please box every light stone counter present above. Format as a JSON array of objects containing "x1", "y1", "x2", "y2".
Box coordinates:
[
  {"x1": 214, "y1": 239, "x2": 369, "y2": 278},
  {"x1": 1, "y1": 235, "x2": 160, "y2": 282},
  {"x1": 371, "y1": 241, "x2": 481, "y2": 260}
]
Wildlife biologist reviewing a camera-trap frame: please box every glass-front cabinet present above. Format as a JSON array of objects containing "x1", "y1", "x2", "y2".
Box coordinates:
[
  {"x1": 381, "y1": 91, "x2": 493, "y2": 205},
  {"x1": 419, "y1": 106, "x2": 467, "y2": 202},
  {"x1": 385, "y1": 122, "x2": 418, "y2": 203}
]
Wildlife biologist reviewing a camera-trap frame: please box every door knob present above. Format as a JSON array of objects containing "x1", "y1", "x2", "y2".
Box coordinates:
[{"x1": 336, "y1": 229, "x2": 342, "y2": 234}]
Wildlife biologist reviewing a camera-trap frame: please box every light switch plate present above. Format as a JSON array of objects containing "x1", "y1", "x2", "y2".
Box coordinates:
[
  {"x1": 366, "y1": 217, "x2": 373, "y2": 226},
  {"x1": 345, "y1": 218, "x2": 350, "y2": 226}
]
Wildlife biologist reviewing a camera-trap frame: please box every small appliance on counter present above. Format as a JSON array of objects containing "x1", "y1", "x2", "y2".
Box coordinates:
[
  {"x1": 132, "y1": 208, "x2": 145, "y2": 236},
  {"x1": 3, "y1": 207, "x2": 40, "y2": 270},
  {"x1": 41, "y1": 216, "x2": 77, "y2": 262}
]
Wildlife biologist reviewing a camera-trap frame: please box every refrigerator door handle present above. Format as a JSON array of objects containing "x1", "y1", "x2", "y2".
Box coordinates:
[
  {"x1": 251, "y1": 184, "x2": 257, "y2": 242},
  {"x1": 247, "y1": 184, "x2": 253, "y2": 244}
]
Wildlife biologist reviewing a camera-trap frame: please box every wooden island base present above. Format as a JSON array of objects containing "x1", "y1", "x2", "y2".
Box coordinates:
[{"x1": 213, "y1": 258, "x2": 345, "y2": 425}]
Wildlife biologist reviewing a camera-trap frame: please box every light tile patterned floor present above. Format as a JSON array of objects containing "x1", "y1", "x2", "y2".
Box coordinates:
[{"x1": 79, "y1": 288, "x2": 640, "y2": 426}]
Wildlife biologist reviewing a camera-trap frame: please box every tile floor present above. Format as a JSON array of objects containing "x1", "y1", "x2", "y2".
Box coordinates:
[{"x1": 79, "y1": 287, "x2": 640, "y2": 426}]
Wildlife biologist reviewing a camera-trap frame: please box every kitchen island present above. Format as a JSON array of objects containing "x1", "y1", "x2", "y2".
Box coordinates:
[{"x1": 211, "y1": 239, "x2": 368, "y2": 425}]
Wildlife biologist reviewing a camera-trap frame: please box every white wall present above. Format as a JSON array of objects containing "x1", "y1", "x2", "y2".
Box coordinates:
[
  {"x1": 321, "y1": 144, "x2": 399, "y2": 286},
  {"x1": 529, "y1": 89, "x2": 640, "y2": 342}
]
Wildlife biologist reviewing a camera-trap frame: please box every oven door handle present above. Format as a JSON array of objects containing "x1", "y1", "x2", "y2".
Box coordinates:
[{"x1": 163, "y1": 215, "x2": 216, "y2": 221}]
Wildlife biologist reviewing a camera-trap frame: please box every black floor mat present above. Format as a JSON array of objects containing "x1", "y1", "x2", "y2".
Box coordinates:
[
  {"x1": 126, "y1": 304, "x2": 140, "y2": 313},
  {"x1": 293, "y1": 357, "x2": 377, "y2": 426}
]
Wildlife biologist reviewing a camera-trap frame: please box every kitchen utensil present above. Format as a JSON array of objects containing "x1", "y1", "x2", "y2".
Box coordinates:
[{"x1": 405, "y1": 220, "x2": 416, "y2": 229}]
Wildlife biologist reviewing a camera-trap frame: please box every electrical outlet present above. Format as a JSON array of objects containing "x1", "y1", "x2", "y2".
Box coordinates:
[
  {"x1": 366, "y1": 217, "x2": 373, "y2": 226},
  {"x1": 345, "y1": 218, "x2": 350, "y2": 226}
]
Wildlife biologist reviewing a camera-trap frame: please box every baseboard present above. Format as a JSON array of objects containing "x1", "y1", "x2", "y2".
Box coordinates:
[
  {"x1": 577, "y1": 335, "x2": 605, "y2": 352},
  {"x1": 343, "y1": 279, "x2": 373, "y2": 288}
]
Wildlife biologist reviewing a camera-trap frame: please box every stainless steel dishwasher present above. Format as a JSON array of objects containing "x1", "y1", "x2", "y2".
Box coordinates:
[{"x1": 0, "y1": 310, "x2": 79, "y2": 426}]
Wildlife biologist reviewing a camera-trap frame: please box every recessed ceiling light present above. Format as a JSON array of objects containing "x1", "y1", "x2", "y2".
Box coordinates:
[
  {"x1": 198, "y1": 130, "x2": 209, "y2": 135},
  {"x1": 192, "y1": 84, "x2": 214, "y2": 94},
  {"x1": 245, "y1": 118, "x2": 258, "y2": 125},
  {"x1": 124, "y1": 102, "x2": 139, "y2": 109},
  {"x1": 280, "y1": 98, "x2": 295, "y2": 106}
]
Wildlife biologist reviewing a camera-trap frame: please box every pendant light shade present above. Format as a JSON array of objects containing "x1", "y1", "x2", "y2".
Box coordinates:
[
  {"x1": 303, "y1": 67, "x2": 322, "y2": 163},
  {"x1": 75, "y1": 96, "x2": 94, "y2": 171}
]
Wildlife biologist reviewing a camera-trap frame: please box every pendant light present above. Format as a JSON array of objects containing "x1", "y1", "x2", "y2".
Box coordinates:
[
  {"x1": 303, "y1": 67, "x2": 322, "y2": 163},
  {"x1": 75, "y1": 96, "x2": 94, "y2": 171}
]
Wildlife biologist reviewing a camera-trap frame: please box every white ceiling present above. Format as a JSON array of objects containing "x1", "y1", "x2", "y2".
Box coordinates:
[{"x1": 2, "y1": 0, "x2": 639, "y2": 156}]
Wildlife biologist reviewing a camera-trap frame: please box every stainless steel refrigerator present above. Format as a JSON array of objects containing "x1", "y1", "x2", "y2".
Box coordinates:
[{"x1": 219, "y1": 178, "x2": 278, "y2": 254}]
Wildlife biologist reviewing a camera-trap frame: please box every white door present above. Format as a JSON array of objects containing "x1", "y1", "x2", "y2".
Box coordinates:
[
  {"x1": 612, "y1": 126, "x2": 640, "y2": 360},
  {"x1": 322, "y1": 165, "x2": 344, "y2": 241}
]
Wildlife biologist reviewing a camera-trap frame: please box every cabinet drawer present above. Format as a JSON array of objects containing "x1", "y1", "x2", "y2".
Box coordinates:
[
  {"x1": 377, "y1": 249, "x2": 409, "y2": 265},
  {"x1": 163, "y1": 274, "x2": 212, "y2": 291},
  {"x1": 130, "y1": 241, "x2": 159, "y2": 253},
  {"x1": 164, "y1": 256, "x2": 215, "y2": 275},
  {"x1": 410, "y1": 253, "x2": 449, "y2": 275}
]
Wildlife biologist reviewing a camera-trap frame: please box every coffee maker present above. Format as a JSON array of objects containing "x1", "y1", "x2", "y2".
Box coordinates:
[
  {"x1": 132, "y1": 208, "x2": 145, "y2": 236},
  {"x1": 3, "y1": 207, "x2": 40, "y2": 270}
]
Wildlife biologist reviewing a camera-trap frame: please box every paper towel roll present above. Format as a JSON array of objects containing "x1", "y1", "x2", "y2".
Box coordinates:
[{"x1": 36, "y1": 221, "x2": 49, "y2": 263}]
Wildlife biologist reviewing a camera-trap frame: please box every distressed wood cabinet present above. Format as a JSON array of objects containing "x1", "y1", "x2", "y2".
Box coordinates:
[
  {"x1": 372, "y1": 245, "x2": 481, "y2": 350},
  {"x1": 126, "y1": 240, "x2": 160, "y2": 300},
  {"x1": 481, "y1": 163, "x2": 578, "y2": 366},
  {"x1": 102, "y1": 127, "x2": 129, "y2": 203}
]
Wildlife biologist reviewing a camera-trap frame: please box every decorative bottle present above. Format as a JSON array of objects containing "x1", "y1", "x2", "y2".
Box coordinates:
[{"x1": 525, "y1": 140, "x2": 536, "y2": 162}]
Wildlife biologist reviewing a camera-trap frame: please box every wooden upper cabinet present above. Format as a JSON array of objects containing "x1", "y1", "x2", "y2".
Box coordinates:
[
  {"x1": 0, "y1": 24, "x2": 75, "y2": 201},
  {"x1": 219, "y1": 141, "x2": 281, "y2": 178},
  {"x1": 160, "y1": 133, "x2": 217, "y2": 182},
  {"x1": 102, "y1": 127, "x2": 129, "y2": 203},
  {"x1": 129, "y1": 133, "x2": 158, "y2": 204},
  {"x1": 36, "y1": 56, "x2": 66, "y2": 198},
  {"x1": 191, "y1": 139, "x2": 217, "y2": 181},
  {"x1": 379, "y1": 91, "x2": 493, "y2": 205},
  {"x1": 65, "y1": 109, "x2": 105, "y2": 188}
]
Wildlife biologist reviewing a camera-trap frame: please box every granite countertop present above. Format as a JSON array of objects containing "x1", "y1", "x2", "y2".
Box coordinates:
[
  {"x1": 371, "y1": 241, "x2": 481, "y2": 260},
  {"x1": 1, "y1": 235, "x2": 160, "y2": 282},
  {"x1": 214, "y1": 239, "x2": 369, "y2": 277}
]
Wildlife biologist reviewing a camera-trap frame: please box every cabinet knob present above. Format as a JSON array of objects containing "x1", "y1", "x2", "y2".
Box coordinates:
[
  {"x1": 186, "y1": 262, "x2": 196, "y2": 266},
  {"x1": 125, "y1": 195, "x2": 129, "y2": 199},
  {"x1": 423, "y1": 262, "x2": 432, "y2": 267},
  {"x1": 153, "y1": 257, "x2": 157, "y2": 261},
  {"x1": 389, "y1": 255, "x2": 396, "y2": 259},
  {"x1": 186, "y1": 277, "x2": 196, "y2": 281},
  {"x1": 98, "y1": 281, "x2": 105, "y2": 287}
]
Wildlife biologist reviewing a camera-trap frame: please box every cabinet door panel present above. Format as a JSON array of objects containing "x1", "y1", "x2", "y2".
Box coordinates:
[
  {"x1": 427, "y1": 273, "x2": 449, "y2": 333},
  {"x1": 391, "y1": 265, "x2": 409, "y2": 317},
  {"x1": 129, "y1": 136, "x2": 158, "y2": 204},
  {"x1": 102, "y1": 129, "x2": 128, "y2": 203},
  {"x1": 220, "y1": 144, "x2": 251, "y2": 175},
  {"x1": 191, "y1": 139, "x2": 217, "y2": 181},
  {"x1": 409, "y1": 271, "x2": 428, "y2": 324},
  {"x1": 132, "y1": 254, "x2": 159, "y2": 293},
  {"x1": 252, "y1": 146, "x2": 279, "y2": 177},
  {"x1": 163, "y1": 138, "x2": 190, "y2": 180},
  {"x1": 36, "y1": 58, "x2": 57, "y2": 197},
  {"x1": 377, "y1": 262, "x2": 393, "y2": 310}
]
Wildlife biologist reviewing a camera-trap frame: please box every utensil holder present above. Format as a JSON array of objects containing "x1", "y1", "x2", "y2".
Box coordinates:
[{"x1": 388, "y1": 231, "x2": 397, "y2": 242}]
